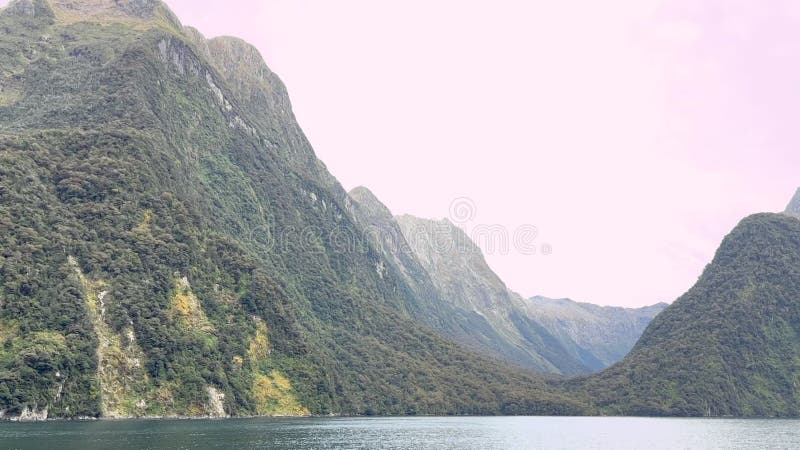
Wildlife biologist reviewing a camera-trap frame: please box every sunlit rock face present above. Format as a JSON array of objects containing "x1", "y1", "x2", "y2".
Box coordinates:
[{"x1": 785, "y1": 188, "x2": 800, "y2": 217}]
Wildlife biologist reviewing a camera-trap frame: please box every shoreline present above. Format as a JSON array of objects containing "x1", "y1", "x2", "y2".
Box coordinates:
[{"x1": 0, "y1": 413, "x2": 776, "y2": 423}]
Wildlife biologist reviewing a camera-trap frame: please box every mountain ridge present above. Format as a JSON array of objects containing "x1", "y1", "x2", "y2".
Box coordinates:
[
  {"x1": 523, "y1": 296, "x2": 668, "y2": 369},
  {"x1": 0, "y1": 0, "x2": 587, "y2": 420},
  {"x1": 6, "y1": 0, "x2": 800, "y2": 421},
  {"x1": 348, "y1": 186, "x2": 665, "y2": 375},
  {"x1": 575, "y1": 212, "x2": 800, "y2": 416}
]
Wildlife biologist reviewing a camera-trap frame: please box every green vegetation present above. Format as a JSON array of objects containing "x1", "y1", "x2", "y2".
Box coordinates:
[
  {"x1": 573, "y1": 213, "x2": 800, "y2": 417},
  {"x1": 0, "y1": 0, "x2": 587, "y2": 418},
  {"x1": 9, "y1": 0, "x2": 800, "y2": 421}
]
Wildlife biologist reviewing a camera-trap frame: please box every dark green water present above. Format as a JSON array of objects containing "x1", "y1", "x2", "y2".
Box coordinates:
[{"x1": 1, "y1": 416, "x2": 799, "y2": 449}]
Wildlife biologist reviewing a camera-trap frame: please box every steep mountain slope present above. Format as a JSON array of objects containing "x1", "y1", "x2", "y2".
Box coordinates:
[
  {"x1": 523, "y1": 297, "x2": 667, "y2": 371},
  {"x1": 344, "y1": 202, "x2": 661, "y2": 376},
  {"x1": 395, "y1": 214, "x2": 585, "y2": 374},
  {"x1": 575, "y1": 212, "x2": 800, "y2": 417},
  {"x1": 0, "y1": 0, "x2": 587, "y2": 419},
  {"x1": 348, "y1": 187, "x2": 564, "y2": 373}
]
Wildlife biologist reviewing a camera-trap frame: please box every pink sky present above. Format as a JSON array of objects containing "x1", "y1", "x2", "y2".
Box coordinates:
[{"x1": 4, "y1": 0, "x2": 798, "y2": 307}]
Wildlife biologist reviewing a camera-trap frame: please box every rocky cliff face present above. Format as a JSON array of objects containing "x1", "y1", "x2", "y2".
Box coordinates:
[
  {"x1": 785, "y1": 188, "x2": 800, "y2": 217},
  {"x1": 522, "y1": 297, "x2": 667, "y2": 370},
  {"x1": 394, "y1": 214, "x2": 664, "y2": 375},
  {"x1": 0, "y1": 0, "x2": 585, "y2": 419},
  {"x1": 348, "y1": 188, "x2": 562, "y2": 373},
  {"x1": 394, "y1": 214, "x2": 572, "y2": 373},
  {"x1": 49, "y1": 0, "x2": 179, "y2": 24},
  {"x1": 345, "y1": 191, "x2": 662, "y2": 376}
]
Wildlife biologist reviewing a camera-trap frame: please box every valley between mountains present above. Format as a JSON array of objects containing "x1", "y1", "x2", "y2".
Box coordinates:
[{"x1": 1, "y1": 0, "x2": 799, "y2": 420}]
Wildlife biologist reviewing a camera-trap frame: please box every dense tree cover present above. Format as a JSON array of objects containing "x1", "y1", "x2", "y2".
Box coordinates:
[
  {"x1": 572, "y1": 213, "x2": 800, "y2": 417},
  {"x1": 0, "y1": 0, "x2": 588, "y2": 418},
  {"x1": 10, "y1": 0, "x2": 800, "y2": 420}
]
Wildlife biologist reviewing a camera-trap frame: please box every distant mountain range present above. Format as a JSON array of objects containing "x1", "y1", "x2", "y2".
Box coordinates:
[
  {"x1": 522, "y1": 296, "x2": 667, "y2": 371},
  {"x1": 3, "y1": 0, "x2": 800, "y2": 422},
  {"x1": 349, "y1": 187, "x2": 666, "y2": 375}
]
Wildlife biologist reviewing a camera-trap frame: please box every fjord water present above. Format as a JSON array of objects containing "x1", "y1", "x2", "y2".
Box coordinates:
[{"x1": 1, "y1": 417, "x2": 798, "y2": 450}]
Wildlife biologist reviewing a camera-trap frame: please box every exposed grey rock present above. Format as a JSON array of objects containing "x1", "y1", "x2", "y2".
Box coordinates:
[
  {"x1": 49, "y1": 0, "x2": 159, "y2": 19},
  {"x1": 348, "y1": 187, "x2": 545, "y2": 367},
  {"x1": 204, "y1": 36, "x2": 340, "y2": 195},
  {"x1": 3, "y1": 0, "x2": 38, "y2": 17},
  {"x1": 522, "y1": 296, "x2": 667, "y2": 370},
  {"x1": 383, "y1": 209, "x2": 664, "y2": 374},
  {"x1": 395, "y1": 215, "x2": 586, "y2": 374},
  {"x1": 15, "y1": 406, "x2": 48, "y2": 422},
  {"x1": 784, "y1": 188, "x2": 800, "y2": 217},
  {"x1": 205, "y1": 386, "x2": 228, "y2": 418}
]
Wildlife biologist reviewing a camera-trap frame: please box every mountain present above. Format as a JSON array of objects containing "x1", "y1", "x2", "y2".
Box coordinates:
[
  {"x1": 348, "y1": 187, "x2": 664, "y2": 375},
  {"x1": 395, "y1": 214, "x2": 589, "y2": 374},
  {"x1": 0, "y1": 0, "x2": 588, "y2": 420},
  {"x1": 522, "y1": 297, "x2": 667, "y2": 371},
  {"x1": 346, "y1": 188, "x2": 534, "y2": 366},
  {"x1": 348, "y1": 188, "x2": 566, "y2": 373},
  {"x1": 574, "y1": 212, "x2": 800, "y2": 417},
  {"x1": 395, "y1": 214, "x2": 665, "y2": 375},
  {"x1": 785, "y1": 188, "x2": 800, "y2": 217}
]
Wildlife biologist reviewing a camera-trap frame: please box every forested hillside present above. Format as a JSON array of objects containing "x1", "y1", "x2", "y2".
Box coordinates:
[
  {"x1": 574, "y1": 213, "x2": 800, "y2": 416},
  {"x1": 0, "y1": 0, "x2": 585, "y2": 419},
  {"x1": 5, "y1": 0, "x2": 800, "y2": 422}
]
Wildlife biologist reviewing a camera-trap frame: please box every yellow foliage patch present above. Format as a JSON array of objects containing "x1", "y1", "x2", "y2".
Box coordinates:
[
  {"x1": 247, "y1": 321, "x2": 270, "y2": 363},
  {"x1": 169, "y1": 277, "x2": 214, "y2": 333},
  {"x1": 173, "y1": 292, "x2": 192, "y2": 315},
  {"x1": 133, "y1": 210, "x2": 153, "y2": 233},
  {"x1": 0, "y1": 319, "x2": 19, "y2": 346},
  {"x1": 232, "y1": 355, "x2": 244, "y2": 369},
  {"x1": 0, "y1": 87, "x2": 20, "y2": 107},
  {"x1": 244, "y1": 320, "x2": 308, "y2": 416},
  {"x1": 252, "y1": 370, "x2": 309, "y2": 417},
  {"x1": 270, "y1": 371, "x2": 292, "y2": 391}
]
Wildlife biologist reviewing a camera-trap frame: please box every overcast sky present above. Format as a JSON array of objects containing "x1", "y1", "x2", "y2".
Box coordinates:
[{"x1": 4, "y1": 0, "x2": 798, "y2": 307}]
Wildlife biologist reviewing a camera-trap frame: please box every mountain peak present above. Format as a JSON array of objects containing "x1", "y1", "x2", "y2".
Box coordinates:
[
  {"x1": 785, "y1": 187, "x2": 800, "y2": 216},
  {"x1": 2, "y1": 0, "x2": 51, "y2": 17},
  {"x1": 578, "y1": 213, "x2": 800, "y2": 416},
  {"x1": 2, "y1": 0, "x2": 182, "y2": 29},
  {"x1": 52, "y1": 0, "x2": 160, "y2": 17},
  {"x1": 0, "y1": 0, "x2": 586, "y2": 419},
  {"x1": 348, "y1": 186, "x2": 393, "y2": 219},
  {"x1": 348, "y1": 185, "x2": 379, "y2": 203}
]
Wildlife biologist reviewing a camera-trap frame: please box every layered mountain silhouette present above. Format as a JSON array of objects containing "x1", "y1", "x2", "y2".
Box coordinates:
[
  {"x1": 522, "y1": 296, "x2": 667, "y2": 371},
  {"x1": 574, "y1": 204, "x2": 800, "y2": 416},
  {"x1": 349, "y1": 187, "x2": 665, "y2": 375},
  {"x1": 3, "y1": 0, "x2": 800, "y2": 422},
  {"x1": 0, "y1": 0, "x2": 587, "y2": 419}
]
